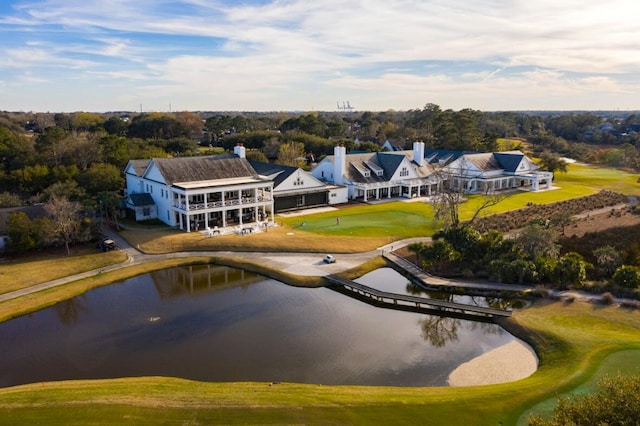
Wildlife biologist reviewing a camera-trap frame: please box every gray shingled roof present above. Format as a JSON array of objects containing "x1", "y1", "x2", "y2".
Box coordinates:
[
  {"x1": 248, "y1": 161, "x2": 297, "y2": 188},
  {"x1": 128, "y1": 159, "x2": 151, "y2": 176},
  {"x1": 327, "y1": 150, "x2": 435, "y2": 184},
  {"x1": 464, "y1": 153, "x2": 502, "y2": 172},
  {"x1": 151, "y1": 156, "x2": 258, "y2": 185}
]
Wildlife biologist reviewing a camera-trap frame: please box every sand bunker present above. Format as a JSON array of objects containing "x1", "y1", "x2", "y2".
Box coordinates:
[{"x1": 448, "y1": 339, "x2": 538, "y2": 386}]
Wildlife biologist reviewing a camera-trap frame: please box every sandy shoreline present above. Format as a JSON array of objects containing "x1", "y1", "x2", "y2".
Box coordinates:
[{"x1": 448, "y1": 338, "x2": 538, "y2": 387}]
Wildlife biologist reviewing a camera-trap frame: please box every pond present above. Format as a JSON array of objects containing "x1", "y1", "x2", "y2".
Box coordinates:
[{"x1": 0, "y1": 265, "x2": 520, "y2": 388}]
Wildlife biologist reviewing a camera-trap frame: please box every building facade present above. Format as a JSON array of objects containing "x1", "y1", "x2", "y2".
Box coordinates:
[
  {"x1": 311, "y1": 142, "x2": 440, "y2": 201},
  {"x1": 124, "y1": 146, "x2": 274, "y2": 232}
]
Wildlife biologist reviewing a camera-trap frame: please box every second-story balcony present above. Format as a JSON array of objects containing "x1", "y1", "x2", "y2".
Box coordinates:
[{"x1": 175, "y1": 196, "x2": 273, "y2": 211}]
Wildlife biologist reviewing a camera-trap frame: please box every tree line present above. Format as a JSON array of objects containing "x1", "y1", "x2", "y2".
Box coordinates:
[{"x1": 1, "y1": 105, "x2": 639, "y2": 254}]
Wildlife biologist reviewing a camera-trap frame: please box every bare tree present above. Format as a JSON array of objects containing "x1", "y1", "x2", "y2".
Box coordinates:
[
  {"x1": 431, "y1": 167, "x2": 509, "y2": 229},
  {"x1": 44, "y1": 195, "x2": 81, "y2": 255}
]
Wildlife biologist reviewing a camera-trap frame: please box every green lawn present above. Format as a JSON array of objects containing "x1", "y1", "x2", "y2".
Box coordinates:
[
  {"x1": 0, "y1": 249, "x2": 127, "y2": 295},
  {"x1": 556, "y1": 163, "x2": 640, "y2": 195},
  {"x1": 281, "y1": 202, "x2": 436, "y2": 237},
  {"x1": 280, "y1": 183, "x2": 598, "y2": 238}
]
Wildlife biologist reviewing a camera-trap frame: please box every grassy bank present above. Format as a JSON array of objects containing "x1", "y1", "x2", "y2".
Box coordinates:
[
  {"x1": 557, "y1": 163, "x2": 640, "y2": 195},
  {"x1": 121, "y1": 224, "x2": 394, "y2": 254},
  {"x1": 1, "y1": 300, "x2": 638, "y2": 425},
  {"x1": 0, "y1": 248, "x2": 127, "y2": 294}
]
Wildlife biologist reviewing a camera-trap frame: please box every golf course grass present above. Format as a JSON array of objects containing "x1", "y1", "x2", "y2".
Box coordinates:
[
  {"x1": 1, "y1": 164, "x2": 639, "y2": 424},
  {"x1": 558, "y1": 163, "x2": 640, "y2": 195}
]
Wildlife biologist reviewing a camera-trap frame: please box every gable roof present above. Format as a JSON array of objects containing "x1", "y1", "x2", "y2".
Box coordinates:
[
  {"x1": 463, "y1": 153, "x2": 502, "y2": 172},
  {"x1": 323, "y1": 150, "x2": 435, "y2": 184},
  {"x1": 248, "y1": 161, "x2": 297, "y2": 187},
  {"x1": 127, "y1": 159, "x2": 151, "y2": 176},
  {"x1": 494, "y1": 151, "x2": 525, "y2": 173},
  {"x1": 149, "y1": 156, "x2": 258, "y2": 185}
]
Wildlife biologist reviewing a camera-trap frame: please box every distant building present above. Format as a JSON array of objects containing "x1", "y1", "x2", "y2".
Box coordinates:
[
  {"x1": 441, "y1": 151, "x2": 553, "y2": 193},
  {"x1": 311, "y1": 142, "x2": 440, "y2": 201}
]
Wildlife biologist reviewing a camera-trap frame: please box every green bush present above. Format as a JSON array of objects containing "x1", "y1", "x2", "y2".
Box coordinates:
[
  {"x1": 529, "y1": 375, "x2": 640, "y2": 426},
  {"x1": 612, "y1": 265, "x2": 640, "y2": 289}
]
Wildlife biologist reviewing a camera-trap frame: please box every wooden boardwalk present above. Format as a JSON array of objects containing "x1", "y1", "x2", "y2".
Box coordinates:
[
  {"x1": 382, "y1": 251, "x2": 534, "y2": 293},
  {"x1": 324, "y1": 275, "x2": 512, "y2": 319}
]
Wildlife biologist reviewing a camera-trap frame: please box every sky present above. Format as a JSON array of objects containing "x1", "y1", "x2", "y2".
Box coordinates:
[{"x1": 1, "y1": 0, "x2": 639, "y2": 113}]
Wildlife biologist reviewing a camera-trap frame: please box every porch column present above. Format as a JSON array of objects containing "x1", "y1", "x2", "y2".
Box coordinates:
[
  {"x1": 363, "y1": 188, "x2": 368, "y2": 202},
  {"x1": 388, "y1": 185, "x2": 392, "y2": 198},
  {"x1": 222, "y1": 210, "x2": 227, "y2": 228},
  {"x1": 376, "y1": 188, "x2": 380, "y2": 200},
  {"x1": 239, "y1": 208, "x2": 243, "y2": 227}
]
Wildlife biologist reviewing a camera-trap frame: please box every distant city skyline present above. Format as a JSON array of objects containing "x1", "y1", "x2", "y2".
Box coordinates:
[{"x1": 1, "y1": 0, "x2": 639, "y2": 113}]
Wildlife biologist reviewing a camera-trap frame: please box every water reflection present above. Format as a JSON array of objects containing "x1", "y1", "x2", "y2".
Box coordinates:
[
  {"x1": 419, "y1": 315, "x2": 461, "y2": 347},
  {"x1": 150, "y1": 265, "x2": 262, "y2": 298},
  {"x1": 53, "y1": 296, "x2": 88, "y2": 325},
  {"x1": 0, "y1": 265, "x2": 517, "y2": 388}
]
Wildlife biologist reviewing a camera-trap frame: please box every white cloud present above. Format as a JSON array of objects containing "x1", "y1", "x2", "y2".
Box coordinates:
[{"x1": 1, "y1": 0, "x2": 639, "y2": 111}]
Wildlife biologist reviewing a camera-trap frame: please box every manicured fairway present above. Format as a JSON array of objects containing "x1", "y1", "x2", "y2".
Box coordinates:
[
  {"x1": 282, "y1": 202, "x2": 435, "y2": 237},
  {"x1": 280, "y1": 183, "x2": 598, "y2": 239},
  {"x1": 557, "y1": 163, "x2": 640, "y2": 195}
]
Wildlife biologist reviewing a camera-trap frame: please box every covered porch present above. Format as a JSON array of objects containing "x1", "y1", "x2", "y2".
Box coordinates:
[{"x1": 171, "y1": 179, "x2": 274, "y2": 232}]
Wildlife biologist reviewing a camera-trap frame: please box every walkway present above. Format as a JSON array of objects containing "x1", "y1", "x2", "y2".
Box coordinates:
[
  {"x1": 324, "y1": 274, "x2": 512, "y2": 318},
  {"x1": 383, "y1": 251, "x2": 534, "y2": 293}
]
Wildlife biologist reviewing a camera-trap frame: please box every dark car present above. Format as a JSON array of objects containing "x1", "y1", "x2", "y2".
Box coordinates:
[{"x1": 97, "y1": 238, "x2": 117, "y2": 251}]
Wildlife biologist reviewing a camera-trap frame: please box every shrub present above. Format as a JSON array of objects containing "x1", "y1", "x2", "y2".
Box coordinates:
[
  {"x1": 600, "y1": 292, "x2": 615, "y2": 305},
  {"x1": 612, "y1": 265, "x2": 640, "y2": 289},
  {"x1": 528, "y1": 375, "x2": 640, "y2": 426}
]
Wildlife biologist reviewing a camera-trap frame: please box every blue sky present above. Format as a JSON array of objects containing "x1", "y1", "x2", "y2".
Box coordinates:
[{"x1": 1, "y1": 0, "x2": 639, "y2": 112}]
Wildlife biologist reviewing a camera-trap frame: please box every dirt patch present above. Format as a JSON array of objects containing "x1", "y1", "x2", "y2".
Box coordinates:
[{"x1": 563, "y1": 209, "x2": 640, "y2": 238}]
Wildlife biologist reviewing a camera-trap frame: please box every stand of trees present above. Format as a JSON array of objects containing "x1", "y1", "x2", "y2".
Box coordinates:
[{"x1": 1, "y1": 105, "x2": 639, "y2": 253}]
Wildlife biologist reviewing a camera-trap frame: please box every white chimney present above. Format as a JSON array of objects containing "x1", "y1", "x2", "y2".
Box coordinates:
[
  {"x1": 334, "y1": 145, "x2": 346, "y2": 185},
  {"x1": 413, "y1": 141, "x2": 425, "y2": 166},
  {"x1": 233, "y1": 144, "x2": 246, "y2": 158}
]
